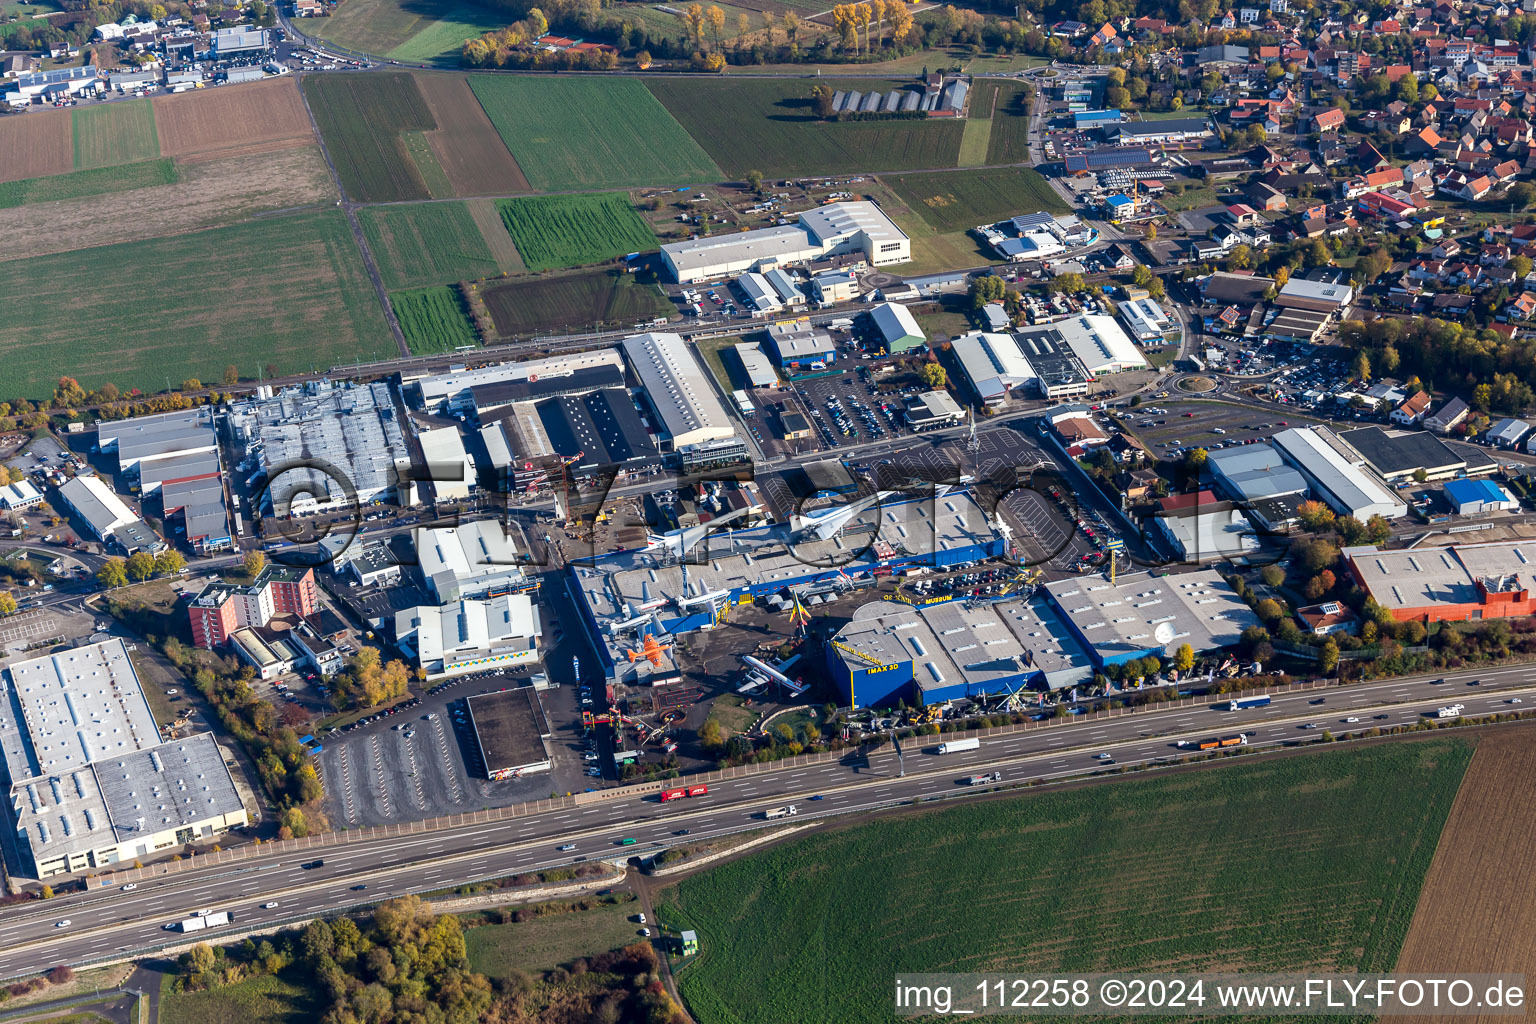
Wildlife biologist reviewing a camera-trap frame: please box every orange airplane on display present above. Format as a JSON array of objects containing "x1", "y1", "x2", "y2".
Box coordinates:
[{"x1": 627, "y1": 633, "x2": 674, "y2": 667}]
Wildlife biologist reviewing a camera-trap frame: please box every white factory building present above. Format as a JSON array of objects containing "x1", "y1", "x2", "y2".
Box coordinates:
[
  {"x1": 395, "y1": 595, "x2": 542, "y2": 679},
  {"x1": 0, "y1": 640, "x2": 247, "y2": 879},
  {"x1": 1271, "y1": 426, "x2": 1408, "y2": 520},
  {"x1": 416, "y1": 519, "x2": 536, "y2": 603},
  {"x1": 621, "y1": 332, "x2": 748, "y2": 467},
  {"x1": 417, "y1": 426, "x2": 476, "y2": 503},
  {"x1": 1052, "y1": 314, "x2": 1148, "y2": 375},
  {"x1": 661, "y1": 201, "x2": 910, "y2": 284}
]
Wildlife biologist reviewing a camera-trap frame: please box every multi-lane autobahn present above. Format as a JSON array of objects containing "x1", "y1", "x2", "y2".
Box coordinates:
[{"x1": 0, "y1": 664, "x2": 1529, "y2": 979}]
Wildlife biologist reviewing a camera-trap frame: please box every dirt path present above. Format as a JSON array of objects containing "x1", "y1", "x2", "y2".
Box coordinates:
[
  {"x1": 465, "y1": 197, "x2": 525, "y2": 275},
  {"x1": 1386, "y1": 730, "x2": 1536, "y2": 1024}
]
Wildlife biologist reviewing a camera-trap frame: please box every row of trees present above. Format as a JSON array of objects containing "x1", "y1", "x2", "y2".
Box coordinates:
[{"x1": 96, "y1": 549, "x2": 185, "y2": 588}]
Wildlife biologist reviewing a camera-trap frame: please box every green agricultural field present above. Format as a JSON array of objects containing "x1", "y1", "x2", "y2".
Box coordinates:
[
  {"x1": 469, "y1": 77, "x2": 721, "y2": 191},
  {"x1": 160, "y1": 971, "x2": 321, "y2": 1024},
  {"x1": 466, "y1": 900, "x2": 644, "y2": 977},
  {"x1": 647, "y1": 78, "x2": 965, "y2": 179},
  {"x1": 495, "y1": 192, "x2": 657, "y2": 272},
  {"x1": 387, "y1": 7, "x2": 503, "y2": 63},
  {"x1": 303, "y1": 73, "x2": 436, "y2": 202},
  {"x1": 984, "y1": 79, "x2": 1032, "y2": 164},
  {"x1": 0, "y1": 210, "x2": 392, "y2": 399},
  {"x1": 0, "y1": 158, "x2": 177, "y2": 209},
  {"x1": 480, "y1": 268, "x2": 670, "y2": 337},
  {"x1": 391, "y1": 285, "x2": 478, "y2": 354},
  {"x1": 662, "y1": 740, "x2": 1472, "y2": 1024},
  {"x1": 358, "y1": 202, "x2": 502, "y2": 289},
  {"x1": 882, "y1": 167, "x2": 1070, "y2": 232},
  {"x1": 71, "y1": 99, "x2": 160, "y2": 170}
]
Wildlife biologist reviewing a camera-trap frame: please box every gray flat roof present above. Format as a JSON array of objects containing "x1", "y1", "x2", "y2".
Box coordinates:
[
  {"x1": 1346, "y1": 541, "x2": 1536, "y2": 611},
  {"x1": 1207, "y1": 444, "x2": 1308, "y2": 500},
  {"x1": 0, "y1": 639, "x2": 157, "y2": 781},
  {"x1": 97, "y1": 409, "x2": 215, "y2": 468},
  {"x1": 1337, "y1": 427, "x2": 1463, "y2": 478},
  {"x1": 467, "y1": 689, "x2": 550, "y2": 774},
  {"x1": 1044, "y1": 569, "x2": 1260, "y2": 661}
]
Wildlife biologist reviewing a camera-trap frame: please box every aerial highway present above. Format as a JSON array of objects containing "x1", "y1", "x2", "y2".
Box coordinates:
[{"x1": 0, "y1": 664, "x2": 1528, "y2": 980}]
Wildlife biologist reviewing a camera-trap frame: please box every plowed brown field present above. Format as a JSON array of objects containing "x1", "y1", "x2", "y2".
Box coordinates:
[
  {"x1": 415, "y1": 73, "x2": 529, "y2": 195},
  {"x1": 0, "y1": 110, "x2": 73, "y2": 182},
  {"x1": 153, "y1": 78, "x2": 314, "y2": 159},
  {"x1": 1388, "y1": 730, "x2": 1536, "y2": 1024}
]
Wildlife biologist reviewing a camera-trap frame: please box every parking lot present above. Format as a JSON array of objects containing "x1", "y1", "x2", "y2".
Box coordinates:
[
  {"x1": 1123, "y1": 400, "x2": 1330, "y2": 461},
  {"x1": 317, "y1": 670, "x2": 595, "y2": 829},
  {"x1": 789, "y1": 368, "x2": 914, "y2": 450}
]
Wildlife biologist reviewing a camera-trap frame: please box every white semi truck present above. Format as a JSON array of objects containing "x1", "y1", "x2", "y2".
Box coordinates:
[
  {"x1": 1434, "y1": 704, "x2": 1465, "y2": 719},
  {"x1": 937, "y1": 738, "x2": 980, "y2": 754},
  {"x1": 763, "y1": 805, "x2": 798, "y2": 820}
]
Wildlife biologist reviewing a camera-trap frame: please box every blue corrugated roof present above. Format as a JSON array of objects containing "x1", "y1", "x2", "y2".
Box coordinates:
[{"x1": 1444, "y1": 478, "x2": 1506, "y2": 503}]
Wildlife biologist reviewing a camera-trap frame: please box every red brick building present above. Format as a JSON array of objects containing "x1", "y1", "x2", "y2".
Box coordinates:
[{"x1": 188, "y1": 566, "x2": 318, "y2": 649}]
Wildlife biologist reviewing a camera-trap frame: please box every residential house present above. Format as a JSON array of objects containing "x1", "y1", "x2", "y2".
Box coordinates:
[
  {"x1": 1424, "y1": 396, "x2": 1470, "y2": 434},
  {"x1": 1311, "y1": 108, "x2": 1346, "y2": 132},
  {"x1": 1391, "y1": 390, "x2": 1432, "y2": 425}
]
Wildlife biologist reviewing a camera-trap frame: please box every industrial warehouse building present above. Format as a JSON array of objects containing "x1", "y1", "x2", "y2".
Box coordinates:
[
  {"x1": 477, "y1": 378, "x2": 663, "y2": 492},
  {"x1": 765, "y1": 320, "x2": 836, "y2": 368},
  {"x1": 228, "y1": 381, "x2": 409, "y2": 516},
  {"x1": 621, "y1": 332, "x2": 747, "y2": 468},
  {"x1": 395, "y1": 594, "x2": 542, "y2": 678},
  {"x1": 868, "y1": 301, "x2": 926, "y2": 353},
  {"x1": 99, "y1": 409, "x2": 232, "y2": 553},
  {"x1": 1336, "y1": 427, "x2": 1486, "y2": 482},
  {"x1": 1443, "y1": 479, "x2": 1520, "y2": 515},
  {"x1": 1345, "y1": 540, "x2": 1536, "y2": 623},
  {"x1": 416, "y1": 520, "x2": 537, "y2": 603},
  {"x1": 0, "y1": 640, "x2": 247, "y2": 878},
  {"x1": 411, "y1": 351, "x2": 627, "y2": 417},
  {"x1": 975, "y1": 212, "x2": 1098, "y2": 262},
  {"x1": 1042, "y1": 569, "x2": 1259, "y2": 668},
  {"x1": 826, "y1": 596, "x2": 1092, "y2": 709},
  {"x1": 1038, "y1": 315, "x2": 1147, "y2": 376},
  {"x1": 1114, "y1": 116, "x2": 1212, "y2": 145},
  {"x1": 904, "y1": 390, "x2": 965, "y2": 431},
  {"x1": 1153, "y1": 503, "x2": 1262, "y2": 562},
  {"x1": 56, "y1": 475, "x2": 162, "y2": 555},
  {"x1": 1270, "y1": 427, "x2": 1407, "y2": 520},
  {"x1": 660, "y1": 201, "x2": 910, "y2": 284},
  {"x1": 571, "y1": 491, "x2": 1008, "y2": 682},
  {"x1": 417, "y1": 426, "x2": 476, "y2": 503},
  {"x1": 1274, "y1": 278, "x2": 1355, "y2": 312},
  {"x1": 1206, "y1": 444, "x2": 1308, "y2": 502},
  {"x1": 464, "y1": 688, "x2": 551, "y2": 780}
]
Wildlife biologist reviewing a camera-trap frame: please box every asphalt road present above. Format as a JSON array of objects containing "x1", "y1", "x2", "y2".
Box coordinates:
[{"x1": 0, "y1": 663, "x2": 1529, "y2": 979}]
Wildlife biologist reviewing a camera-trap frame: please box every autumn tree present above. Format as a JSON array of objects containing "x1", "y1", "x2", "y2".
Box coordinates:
[
  {"x1": 1173, "y1": 643, "x2": 1196, "y2": 672},
  {"x1": 243, "y1": 550, "x2": 266, "y2": 578},
  {"x1": 154, "y1": 549, "x2": 185, "y2": 576},
  {"x1": 125, "y1": 551, "x2": 156, "y2": 582},
  {"x1": 98, "y1": 558, "x2": 128, "y2": 588}
]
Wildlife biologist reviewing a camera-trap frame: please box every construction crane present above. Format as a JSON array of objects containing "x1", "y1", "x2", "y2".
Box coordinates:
[{"x1": 523, "y1": 450, "x2": 584, "y2": 494}]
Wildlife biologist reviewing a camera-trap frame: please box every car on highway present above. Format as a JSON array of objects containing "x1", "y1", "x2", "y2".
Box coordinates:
[
  {"x1": 351, "y1": 885, "x2": 367, "y2": 891},
  {"x1": 121, "y1": 883, "x2": 137, "y2": 891},
  {"x1": 1510, "y1": 698, "x2": 1524, "y2": 704},
  {"x1": 558, "y1": 843, "x2": 576, "y2": 851},
  {"x1": 1300, "y1": 723, "x2": 1318, "y2": 729},
  {"x1": 675, "y1": 829, "x2": 691, "y2": 836},
  {"x1": 1095, "y1": 752, "x2": 1113, "y2": 760},
  {"x1": 55, "y1": 920, "x2": 70, "y2": 928},
  {"x1": 807, "y1": 794, "x2": 824, "y2": 800},
  {"x1": 1344, "y1": 717, "x2": 1360, "y2": 723},
  {"x1": 263, "y1": 902, "x2": 279, "y2": 909}
]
